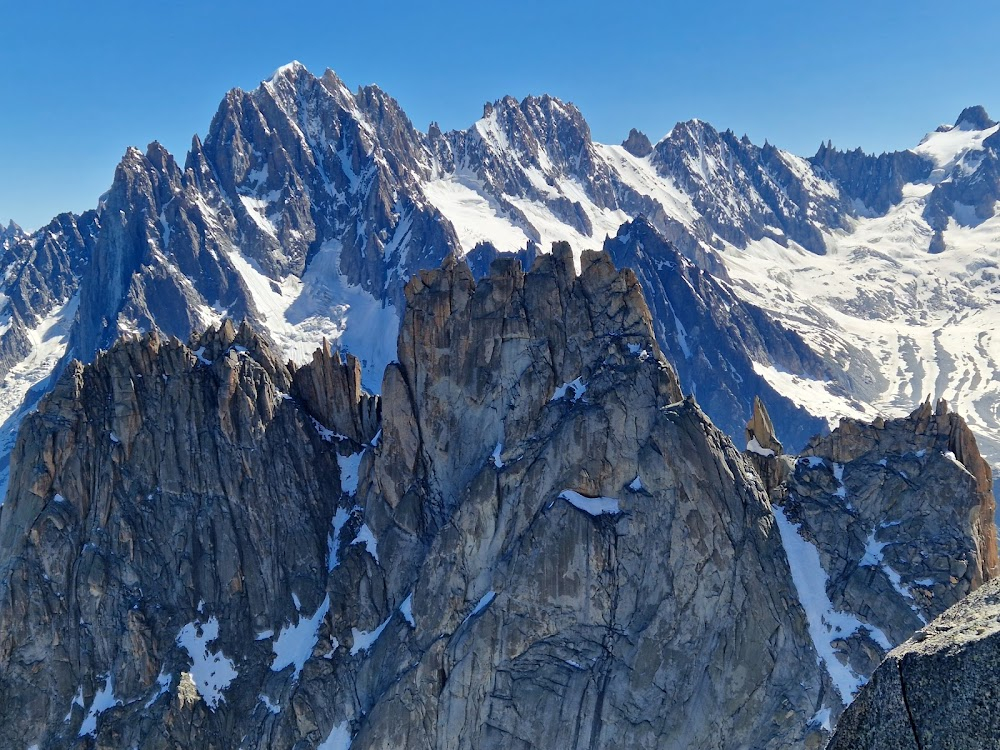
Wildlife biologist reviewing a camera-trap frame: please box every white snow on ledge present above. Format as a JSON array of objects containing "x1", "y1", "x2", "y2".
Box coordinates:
[
  {"x1": 746, "y1": 436, "x2": 774, "y2": 457},
  {"x1": 350, "y1": 613, "x2": 392, "y2": 656},
  {"x1": 559, "y1": 490, "x2": 621, "y2": 516},
  {"x1": 327, "y1": 507, "x2": 351, "y2": 571},
  {"x1": 771, "y1": 504, "x2": 891, "y2": 701},
  {"x1": 809, "y1": 706, "x2": 832, "y2": 732},
  {"x1": 462, "y1": 590, "x2": 496, "y2": 625},
  {"x1": 143, "y1": 670, "x2": 172, "y2": 709},
  {"x1": 491, "y1": 442, "x2": 504, "y2": 468},
  {"x1": 318, "y1": 720, "x2": 353, "y2": 750},
  {"x1": 400, "y1": 594, "x2": 416, "y2": 627},
  {"x1": 351, "y1": 523, "x2": 379, "y2": 562},
  {"x1": 78, "y1": 674, "x2": 121, "y2": 737},
  {"x1": 338, "y1": 451, "x2": 364, "y2": 495},
  {"x1": 860, "y1": 526, "x2": 927, "y2": 625},
  {"x1": 551, "y1": 377, "x2": 587, "y2": 402}
]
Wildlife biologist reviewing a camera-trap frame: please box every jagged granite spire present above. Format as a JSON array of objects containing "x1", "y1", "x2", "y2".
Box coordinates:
[
  {"x1": 621, "y1": 127, "x2": 653, "y2": 157},
  {"x1": 746, "y1": 395, "x2": 783, "y2": 456}
]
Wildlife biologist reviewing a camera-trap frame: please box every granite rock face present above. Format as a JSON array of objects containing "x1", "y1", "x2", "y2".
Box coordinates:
[
  {"x1": 747, "y1": 396, "x2": 784, "y2": 456},
  {"x1": 828, "y1": 575, "x2": 1000, "y2": 750},
  {"x1": 0, "y1": 248, "x2": 995, "y2": 749},
  {"x1": 747, "y1": 397, "x2": 998, "y2": 711}
]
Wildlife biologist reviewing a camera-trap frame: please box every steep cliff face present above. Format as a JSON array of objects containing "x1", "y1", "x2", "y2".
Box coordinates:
[
  {"x1": 359, "y1": 244, "x2": 825, "y2": 749},
  {"x1": 0, "y1": 319, "x2": 378, "y2": 748},
  {"x1": 0, "y1": 250, "x2": 994, "y2": 749}
]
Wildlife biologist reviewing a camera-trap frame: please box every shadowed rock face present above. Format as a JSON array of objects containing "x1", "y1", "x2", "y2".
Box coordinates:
[
  {"x1": 605, "y1": 217, "x2": 837, "y2": 451},
  {"x1": 621, "y1": 128, "x2": 653, "y2": 158},
  {"x1": 0, "y1": 248, "x2": 994, "y2": 749},
  {"x1": 828, "y1": 575, "x2": 1000, "y2": 750}
]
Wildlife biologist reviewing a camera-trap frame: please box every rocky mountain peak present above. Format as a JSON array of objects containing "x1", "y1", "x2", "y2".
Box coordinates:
[
  {"x1": 808, "y1": 398, "x2": 996, "y2": 506},
  {"x1": 1, "y1": 219, "x2": 23, "y2": 241},
  {"x1": 0, "y1": 241, "x2": 997, "y2": 748},
  {"x1": 954, "y1": 104, "x2": 996, "y2": 130},
  {"x1": 378, "y1": 241, "x2": 684, "y2": 532},
  {"x1": 621, "y1": 127, "x2": 653, "y2": 157},
  {"x1": 265, "y1": 59, "x2": 310, "y2": 85}
]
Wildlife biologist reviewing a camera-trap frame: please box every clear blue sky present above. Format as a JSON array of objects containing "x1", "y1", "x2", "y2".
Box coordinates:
[{"x1": 2, "y1": 0, "x2": 998, "y2": 229}]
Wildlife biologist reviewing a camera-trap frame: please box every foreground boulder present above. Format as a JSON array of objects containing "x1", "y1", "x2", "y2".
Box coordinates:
[{"x1": 828, "y1": 575, "x2": 1000, "y2": 749}]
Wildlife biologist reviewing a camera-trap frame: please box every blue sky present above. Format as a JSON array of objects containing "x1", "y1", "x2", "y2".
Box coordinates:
[{"x1": 2, "y1": 0, "x2": 998, "y2": 229}]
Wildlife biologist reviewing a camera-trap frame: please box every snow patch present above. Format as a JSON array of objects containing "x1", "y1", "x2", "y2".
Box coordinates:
[
  {"x1": 746, "y1": 437, "x2": 774, "y2": 457},
  {"x1": 318, "y1": 720, "x2": 353, "y2": 750},
  {"x1": 259, "y1": 694, "x2": 280, "y2": 714},
  {"x1": 463, "y1": 590, "x2": 496, "y2": 624},
  {"x1": 143, "y1": 670, "x2": 172, "y2": 709},
  {"x1": 327, "y1": 507, "x2": 352, "y2": 571},
  {"x1": 351, "y1": 523, "x2": 379, "y2": 562},
  {"x1": 551, "y1": 377, "x2": 586, "y2": 402},
  {"x1": 808, "y1": 706, "x2": 832, "y2": 732},
  {"x1": 175, "y1": 617, "x2": 238, "y2": 710},
  {"x1": 271, "y1": 594, "x2": 331, "y2": 681},
  {"x1": 338, "y1": 451, "x2": 364, "y2": 495},
  {"x1": 422, "y1": 176, "x2": 530, "y2": 254},
  {"x1": 772, "y1": 504, "x2": 891, "y2": 701},
  {"x1": 400, "y1": 594, "x2": 415, "y2": 627},
  {"x1": 227, "y1": 240, "x2": 398, "y2": 391},
  {"x1": 860, "y1": 526, "x2": 926, "y2": 624},
  {"x1": 350, "y1": 613, "x2": 392, "y2": 656},
  {"x1": 78, "y1": 674, "x2": 121, "y2": 738},
  {"x1": 559, "y1": 489, "x2": 621, "y2": 516},
  {"x1": 64, "y1": 686, "x2": 84, "y2": 722}
]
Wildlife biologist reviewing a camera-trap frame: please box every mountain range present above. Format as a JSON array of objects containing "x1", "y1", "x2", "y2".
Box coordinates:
[
  {"x1": 2, "y1": 62, "x2": 1000, "y2": 746},
  {"x1": 2, "y1": 63, "x2": 999, "y2": 496}
]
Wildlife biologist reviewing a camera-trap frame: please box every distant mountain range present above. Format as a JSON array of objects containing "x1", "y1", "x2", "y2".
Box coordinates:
[{"x1": 2, "y1": 61, "x2": 1000, "y2": 489}]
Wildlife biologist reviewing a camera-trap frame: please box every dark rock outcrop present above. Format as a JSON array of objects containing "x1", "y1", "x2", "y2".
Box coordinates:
[
  {"x1": 828, "y1": 574, "x2": 1000, "y2": 749},
  {"x1": 621, "y1": 127, "x2": 653, "y2": 157},
  {"x1": 810, "y1": 143, "x2": 933, "y2": 217},
  {"x1": 748, "y1": 399, "x2": 999, "y2": 699}
]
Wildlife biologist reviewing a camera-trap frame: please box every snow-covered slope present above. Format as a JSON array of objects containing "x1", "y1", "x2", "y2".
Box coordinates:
[{"x1": 723, "y1": 112, "x2": 1000, "y2": 469}]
